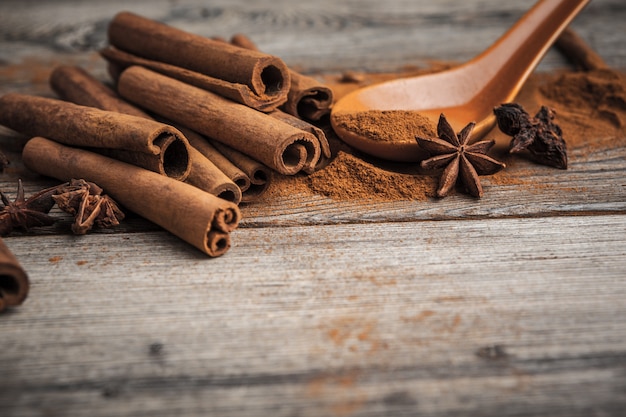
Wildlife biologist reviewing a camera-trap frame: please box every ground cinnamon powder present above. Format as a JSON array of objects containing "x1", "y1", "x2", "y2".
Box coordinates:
[
  {"x1": 307, "y1": 151, "x2": 435, "y2": 201},
  {"x1": 538, "y1": 68, "x2": 626, "y2": 146}
]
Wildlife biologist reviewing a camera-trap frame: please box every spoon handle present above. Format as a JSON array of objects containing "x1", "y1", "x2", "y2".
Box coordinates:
[{"x1": 470, "y1": 0, "x2": 591, "y2": 103}]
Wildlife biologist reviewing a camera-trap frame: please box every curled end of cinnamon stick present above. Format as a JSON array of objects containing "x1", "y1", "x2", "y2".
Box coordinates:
[
  {"x1": 286, "y1": 84, "x2": 334, "y2": 121},
  {"x1": 252, "y1": 57, "x2": 291, "y2": 100},
  {"x1": 212, "y1": 206, "x2": 241, "y2": 233},
  {"x1": 229, "y1": 33, "x2": 289, "y2": 98},
  {"x1": 213, "y1": 183, "x2": 243, "y2": 205},
  {"x1": 152, "y1": 130, "x2": 192, "y2": 181},
  {"x1": 208, "y1": 141, "x2": 271, "y2": 202},
  {"x1": 203, "y1": 206, "x2": 241, "y2": 256},
  {"x1": 276, "y1": 135, "x2": 321, "y2": 176},
  {"x1": 0, "y1": 238, "x2": 29, "y2": 312},
  {"x1": 206, "y1": 231, "x2": 231, "y2": 257},
  {"x1": 240, "y1": 167, "x2": 270, "y2": 203}
]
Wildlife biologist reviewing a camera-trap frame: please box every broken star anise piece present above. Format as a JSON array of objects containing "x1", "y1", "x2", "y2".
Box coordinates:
[
  {"x1": 416, "y1": 113, "x2": 506, "y2": 198},
  {"x1": 0, "y1": 179, "x2": 58, "y2": 236},
  {"x1": 53, "y1": 179, "x2": 124, "y2": 235},
  {"x1": 494, "y1": 103, "x2": 567, "y2": 169}
]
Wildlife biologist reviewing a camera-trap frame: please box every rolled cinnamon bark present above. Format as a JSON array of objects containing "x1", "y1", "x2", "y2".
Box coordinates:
[
  {"x1": 118, "y1": 66, "x2": 321, "y2": 175},
  {"x1": 23, "y1": 137, "x2": 240, "y2": 257},
  {"x1": 555, "y1": 27, "x2": 609, "y2": 71},
  {"x1": 49, "y1": 65, "x2": 242, "y2": 204},
  {"x1": 230, "y1": 33, "x2": 333, "y2": 121},
  {"x1": 176, "y1": 125, "x2": 250, "y2": 196},
  {"x1": 209, "y1": 141, "x2": 271, "y2": 202},
  {"x1": 101, "y1": 46, "x2": 285, "y2": 112},
  {"x1": 50, "y1": 65, "x2": 147, "y2": 118},
  {"x1": 0, "y1": 237, "x2": 29, "y2": 312},
  {"x1": 107, "y1": 12, "x2": 290, "y2": 112},
  {"x1": 0, "y1": 93, "x2": 191, "y2": 181}
]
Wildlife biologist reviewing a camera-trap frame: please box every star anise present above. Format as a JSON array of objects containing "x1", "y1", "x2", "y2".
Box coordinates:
[
  {"x1": 416, "y1": 113, "x2": 506, "y2": 198},
  {"x1": 0, "y1": 179, "x2": 58, "y2": 236},
  {"x1": 494, "y1": 103, "x2": 567, "y2": 169},
  {"x1": 53, "y1": 179, "x2": 124, "y2": 235}
]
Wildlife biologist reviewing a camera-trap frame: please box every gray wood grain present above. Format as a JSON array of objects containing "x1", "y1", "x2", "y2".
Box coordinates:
[
  {"x1": 2, "y1": 215, "x2": 626, "y2": 416},
  {"x1": 0, "y1": 0, "x2": 625, "y2": 416}
]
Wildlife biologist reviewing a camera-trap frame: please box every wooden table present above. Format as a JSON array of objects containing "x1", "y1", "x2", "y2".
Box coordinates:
[{"x1": 1, "y1": 1, "x2": 625, "y2": 416}]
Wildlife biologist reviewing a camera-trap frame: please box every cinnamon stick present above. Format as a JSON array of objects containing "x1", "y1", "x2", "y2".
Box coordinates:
[
  {"x1": 106, "y1": 11, "x2": 290, "y2": 112},
  {"x1": 0, "y1": 93, "x2": 191, "y2": 181},
  {"x1": 0, "y1": 237, "x2": 29, "y2": 311},
  {"x1": 50, "y1": 65, "x2": 147, "y2": 118},
  {"x1": 231, "y1": 33, "x2": 334, "y2": 121},
  {"x1": 49, "y1": 65, "x2": 242, "y2": 204},
  {"x1": 555, "y1": 28, "x2": 608, "y2": 71},
  {"x1": 101, "y1": 46, "x2": 284, "y2": 113},
  {"x1": 176, "y1": 125, "x2": 251, "y2": 198},
  {"x1": 118, "y1": 66, "x2": 322, "y2": 175},
  {"x1": 23, "y1": 137, "x2": 240, "y2": 257}
]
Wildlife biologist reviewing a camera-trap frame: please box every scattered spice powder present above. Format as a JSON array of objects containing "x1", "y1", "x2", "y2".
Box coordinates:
[
  {"x1": 262, "y1": 151, "x2": 436, "y2": 202},
  {"x1": 306, "y1": 151, "x2": 435, "y2": 201},
  {"x1": 538, "y1": 68, "x2": 626, "y2": 138}
]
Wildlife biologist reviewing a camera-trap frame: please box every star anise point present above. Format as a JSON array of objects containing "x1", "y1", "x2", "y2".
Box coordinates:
[{"x1": 416, "y1": 114, "x2": 505, "y2": 198}]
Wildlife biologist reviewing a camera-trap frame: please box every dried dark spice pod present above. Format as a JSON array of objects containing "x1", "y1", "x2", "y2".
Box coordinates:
[
  {"x1": 416, "y1": 113, "x2": 505, "y2": 198},
  {"x1": 494, "y1": 103, "x2": 567, "y2": 169},
  {"x1": 53, "y1": 179, "x2": 124, "y2": 235},
  {"x1": 0, "y1": 179, "x2": 58, "y2": 236}
]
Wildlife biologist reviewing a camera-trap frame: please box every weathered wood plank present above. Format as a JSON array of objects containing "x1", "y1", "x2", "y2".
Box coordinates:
[
  {"x1": 1, "y1": 215, "x2": 625, "y2": 416},
  {"x1": 0, "y1": 0, "x2": 624, "y2": 72}
]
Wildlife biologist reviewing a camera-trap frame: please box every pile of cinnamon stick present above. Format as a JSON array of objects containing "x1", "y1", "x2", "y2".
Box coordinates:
[
  {"x1": 0, "y1": 11, "x2": 336, "y2": 256},
  {"x1": 0, "y1": 11, "x2": 338, "y2": 311}
]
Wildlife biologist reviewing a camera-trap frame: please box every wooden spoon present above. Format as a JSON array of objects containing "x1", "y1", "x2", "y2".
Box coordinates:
[{"x1": 330, "y1": 0, "x2": 591, "y2": 162}]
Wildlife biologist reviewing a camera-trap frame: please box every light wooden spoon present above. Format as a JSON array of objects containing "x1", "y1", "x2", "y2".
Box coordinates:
[{"x1": 330, "y1": 0, "x2": 591, "y2": 162}]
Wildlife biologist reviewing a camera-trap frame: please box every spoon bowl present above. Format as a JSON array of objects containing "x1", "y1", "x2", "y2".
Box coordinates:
[{"x1": 330, "y1": 0, "x2": 591, "y2": 162}]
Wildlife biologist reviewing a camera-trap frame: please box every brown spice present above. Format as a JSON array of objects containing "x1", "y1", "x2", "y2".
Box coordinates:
[
  {"x1": 417, "y1": 114, "x2": 505, "y2": 198},
  {"x1": 0, "y1": 179, "x2": 58, "y2": 236},
  {"x1": 493, "y1": 103, "x2": 568, "y2": 169},
  {"x1": 53, "y1": 179, "x2": 125, "y2": 235},
  {"x1": 332, "y1": 110, "x2": 437, "y2": 144},
  {"x1": 264, "y1": 64, "x2": 626, "y2": 202},
  {"x1": 117, "y1": 66, "x2": 323, "y2": 176},
  {"x1": 22, "y1": 137, "x2": 241, "y2": 257},
  {"x1": 229, "y1": 33, "x2": 334, "y2": 121},
  {"x1": 0, "y1": 93, "x2": 192, "y2": 180},
  {"x1": 106, "y1": 12, "x2": 290, "y2": 111},
  {"x1": 265, "y1": 151, "x2": 436, "y2": 202},
  {"x1": 539, "y1": 69, "x2": 626, "y2": 131}
]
